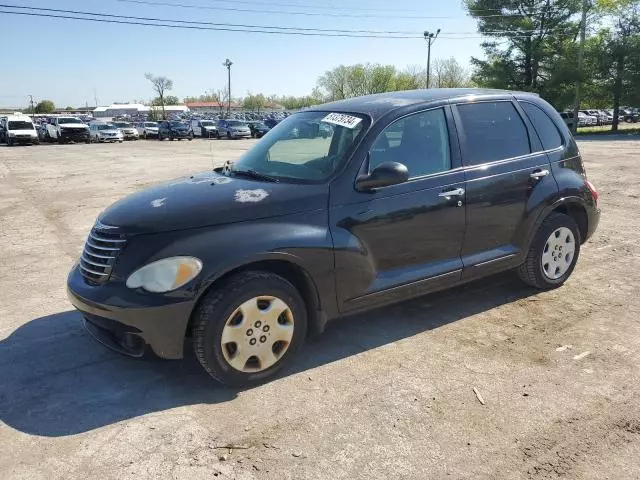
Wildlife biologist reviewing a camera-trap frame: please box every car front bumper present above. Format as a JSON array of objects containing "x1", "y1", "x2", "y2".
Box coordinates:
[
  {"x1": 60, "y1": 130, "x2": 90, "y2": 141},
  {"x1": 9, "y1": 135, "x2": 39, "y2": 144},
  {"x1": 66, "y1": 264, "x2": 194, "y2": 359},
  {"x1": 122, "y1": 132, "x2": 139, "y2": 139},
  {"x1": 230, "y1": 131, "x2": 251, "y2": 138}
]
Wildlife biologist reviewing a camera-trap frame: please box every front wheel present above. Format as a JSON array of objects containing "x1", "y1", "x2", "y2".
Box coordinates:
[
  {"x1": 193, "y1": 271, "x2": 307, "y2": 387},
  {"x1": 517, "y1": 213, "x2": 581, "y2": 290},
  {"x1": 227, "y1": 131, "x2": 232, "y2": 140}
]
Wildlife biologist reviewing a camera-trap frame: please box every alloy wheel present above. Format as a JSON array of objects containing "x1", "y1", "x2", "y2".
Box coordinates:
[{"x1": 220, "y1": 296, "x2": 294, "y2": 373}]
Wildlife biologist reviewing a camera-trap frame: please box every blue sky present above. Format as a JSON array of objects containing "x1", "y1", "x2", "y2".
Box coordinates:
[{"x1": 0, "y1": 0, "x2": 484, "y2": 108}]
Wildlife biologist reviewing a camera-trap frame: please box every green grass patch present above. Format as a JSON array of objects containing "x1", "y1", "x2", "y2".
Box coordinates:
[{"x1": 576, "y1": 124, "x2": 640, "y2": 136}]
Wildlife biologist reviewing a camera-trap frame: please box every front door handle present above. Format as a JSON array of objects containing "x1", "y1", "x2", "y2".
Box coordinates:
[
  {"x1": 530, "y1": 169, "x2": 550, "y2": 179},
  {"x1": 438, "y1": 187, "x2": 465, "y2": 198}
]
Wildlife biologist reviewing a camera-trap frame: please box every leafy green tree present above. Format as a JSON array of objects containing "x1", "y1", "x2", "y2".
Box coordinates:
[
  {"x1": 466, "y1": 0, "x2": 581, "y2": 100},
  {"x1": 153, "y1": 95, "x2": 180, "y2": 106},
  {"x1": 34, "y1": 100, "x2": 55, "y2": 113},
  {"x1": 243, "y1": 93, "x2": 266, "y2": 112}
]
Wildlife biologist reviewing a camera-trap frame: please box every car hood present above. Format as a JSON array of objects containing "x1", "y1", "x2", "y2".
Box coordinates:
[
  {"x1": 59, "y1": 123, "x2": 88, "y2": 129},
  {"x1": 98, "y1": 171, "x2": 328, "y2": 234}
]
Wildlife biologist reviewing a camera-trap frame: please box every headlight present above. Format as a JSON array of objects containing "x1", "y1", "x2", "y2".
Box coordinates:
[{"x1": 126, "y1": 256, "x2": 202, "y2": 292}]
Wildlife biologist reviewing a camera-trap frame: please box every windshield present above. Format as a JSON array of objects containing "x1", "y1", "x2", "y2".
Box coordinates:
[
  {"x1": 231, "y1": 111, "x2": 367, "y2": 183},
  {"x1": 227, "y1": 120, "x2": 246, "y2": 127},
  {"x1": 200, "y1": 121, "x2": 215, "y2": 126},
  {"x1": 144, "y1": 122, "x2": 158, "y2": 127},
  {"x1": 171, "y1": 121, "x2": 186, "y2": 127},
  {"x1": 97, "y1": 124, "x2": 114, "y2": 130},
  {"x1": 8, "y1": 121, "x2": 34, "y2": 130},
  {"x1": 58, "y1": 117, "x2": 82, "y2": 124},
  {"x1": 113, "y1": 122, "x2": 131, "y2": 128},
  {"x1": 253, "y1": 122, "x2": 267, "y2": 128}
]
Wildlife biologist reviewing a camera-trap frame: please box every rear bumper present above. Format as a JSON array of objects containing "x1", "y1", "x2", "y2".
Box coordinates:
[
  {"x1": 585, "y1": 207, "x2": 601, "y2": 242},
  {"x1": 67, "y1": 264, "x2": 194, "y2": 359}
]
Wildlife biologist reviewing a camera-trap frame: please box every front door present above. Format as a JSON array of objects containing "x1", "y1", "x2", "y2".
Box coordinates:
[
  {"x1": 331, "y1": 106, "x2": 466, "y2": 313},
  {"x1": 452, "y1": 100, "x2": 555, "y2": 279}
]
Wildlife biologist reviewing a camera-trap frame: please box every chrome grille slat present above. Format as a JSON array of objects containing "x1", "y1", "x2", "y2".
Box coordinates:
[
  {"x1": 79, "y1": 264, "x2": 109, "y2": 276},
  {"x1": 80, "y1": 225, "x2": 126, "y2": 285},
  {"x1": 89, "y1": 232, "x2": 126, "y2": 243},
  {"x1": 81, "y1": 255, "x2": 110, "y2": 268},
  {"x1": 83, "y1": 251, "x2": 115, "y2": 260},
  {"x1": 86, "y1": 239, "x2": 121, "y2": 251}
]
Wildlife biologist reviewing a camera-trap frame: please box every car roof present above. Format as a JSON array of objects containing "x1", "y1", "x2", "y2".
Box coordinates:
[{"x1": 305, "y1": 88, "x2": 536, "y2": 121}]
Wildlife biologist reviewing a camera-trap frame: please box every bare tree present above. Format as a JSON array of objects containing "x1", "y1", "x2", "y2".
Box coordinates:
[
  {"x1": 431, "y1": 58, "x2": 472, "y2": 88},
  {"x1": 144, "y1": 73, "x2": 173, "y2": 119}
]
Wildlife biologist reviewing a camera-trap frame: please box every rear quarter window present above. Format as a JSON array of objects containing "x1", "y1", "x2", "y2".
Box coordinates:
[
  {"x1": 456, "y1": 101, "x2": 531, "y2": 166},
  {"x1": 520, "y1": 102, "x2": 563, "y2": 151}
]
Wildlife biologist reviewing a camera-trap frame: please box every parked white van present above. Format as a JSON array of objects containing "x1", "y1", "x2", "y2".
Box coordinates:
[{"x1": 0, "y1": 113, "x2": 39, "y2": 146}]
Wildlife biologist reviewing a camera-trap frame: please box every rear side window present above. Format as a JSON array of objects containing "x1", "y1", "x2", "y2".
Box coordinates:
[
  {"x1": 456, "y1": 102, "x2": 531, "y2": 165},
  {"x1": 520, "y1": 102, "x2": 563, "y2": 151}
]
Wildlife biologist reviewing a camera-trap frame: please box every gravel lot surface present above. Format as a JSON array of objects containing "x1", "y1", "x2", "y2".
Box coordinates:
[{"x1": 1, "y1": 137, "x2": 639, "y2": 480}]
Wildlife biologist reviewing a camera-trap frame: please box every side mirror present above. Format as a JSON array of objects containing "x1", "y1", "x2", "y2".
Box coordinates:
[{"x1": 356, "y1": 161, "x2": 409, "y2": 192}]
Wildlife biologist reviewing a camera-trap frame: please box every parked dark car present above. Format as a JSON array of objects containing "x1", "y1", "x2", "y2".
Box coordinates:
[
  {"x1": 264, "y1": 117, "x2": 280, "y2": 129},
  {"x1": 157, "y1": 120, "x2": 194, "y2": 141},
  {"x1": 247, "y1": 121, "x2": 270, "y2": 138},
  {"x1": 67, "y1": 89, "x2": 600, "y2": 387}
]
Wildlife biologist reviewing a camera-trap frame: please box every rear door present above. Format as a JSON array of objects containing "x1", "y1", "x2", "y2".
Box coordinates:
[
  {"x1": 452, "y1": 100, "x2": 556, "y2": 280},
  {"x1": 331, "y1": 106, "x2": 466, "y2": 313}
]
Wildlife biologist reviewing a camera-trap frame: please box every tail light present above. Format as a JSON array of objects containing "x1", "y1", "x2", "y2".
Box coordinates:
[{"x1": 585, "y1": 180, "x2": 598, "y2": 206}]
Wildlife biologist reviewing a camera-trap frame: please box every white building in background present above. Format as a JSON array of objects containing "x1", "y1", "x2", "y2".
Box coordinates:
[{"x1": 93, "y1": 103, "x2": 189, "y2": 118}]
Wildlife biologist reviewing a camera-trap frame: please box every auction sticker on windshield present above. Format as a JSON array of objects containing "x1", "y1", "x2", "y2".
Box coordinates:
[{"x1": 321, "y1": 113, "x2": 362, "y2": 129}]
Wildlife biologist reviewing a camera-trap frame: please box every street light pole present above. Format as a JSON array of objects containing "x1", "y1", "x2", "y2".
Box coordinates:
[
  {"x1": 424, "y1": 29, "x2": 441, "y2": 89},
  {"x1": 223, "y1": 58, "x2": 233, "y2": 116}
]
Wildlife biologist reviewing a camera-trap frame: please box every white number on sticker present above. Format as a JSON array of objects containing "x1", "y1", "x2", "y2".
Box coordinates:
[{"x1": 321, "y1": 113, "x2": 362, "y2": 129}]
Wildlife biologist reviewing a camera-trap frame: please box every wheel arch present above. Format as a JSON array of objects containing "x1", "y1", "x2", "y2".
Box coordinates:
[
  {"x1": 186, "y1": 255, "x2": 326, "y2": 342},
  {"x1": 527, "y1": 197, "x2": 589, "y2": 250}
]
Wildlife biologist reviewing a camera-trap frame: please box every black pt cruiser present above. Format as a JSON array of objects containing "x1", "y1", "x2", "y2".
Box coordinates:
[{"x1": 67, "y1": 89, "x2": 600, "y2": 386}]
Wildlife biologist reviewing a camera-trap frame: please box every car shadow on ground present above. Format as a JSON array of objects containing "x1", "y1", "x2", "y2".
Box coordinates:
[{"x1": 0, "y1": 273, "x2": 537, "y2": 437}]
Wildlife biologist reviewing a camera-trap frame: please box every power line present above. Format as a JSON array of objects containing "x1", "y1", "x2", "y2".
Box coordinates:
[
  {"x1": 115, "y1": 0, "x2": 525, "y2": 19},
  {"x1": 146, "y1": 0, "x2": 425, "y2": 13},
  {"x1": 0, "y1": 4, "x2": 423, "y2": 35},
  {"x1": 0, "y1": 9, "x2": 421, "y2": 38},
  {"x1": 0, "y1": 4, "x2": 582, "y2": 38}
]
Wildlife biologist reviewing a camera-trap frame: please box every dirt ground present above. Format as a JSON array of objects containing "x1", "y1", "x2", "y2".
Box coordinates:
[{"x1": 1, "y1": 136, "x2": 639, "y2": 480}]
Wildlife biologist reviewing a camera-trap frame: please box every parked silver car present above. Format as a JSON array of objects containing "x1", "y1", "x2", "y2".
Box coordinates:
[
  {"x1": 112, "y1": 122, "x2": 139, "y2": 140},
  {"x1": 217, "y1": 119, "x2": 251, "y2": 139},
  {"x1": 136, "y1": 121, "x2": 159, "y2": 138},
  {"x1": 89, "y1": 123, "x2": 124, "y2": 143}
]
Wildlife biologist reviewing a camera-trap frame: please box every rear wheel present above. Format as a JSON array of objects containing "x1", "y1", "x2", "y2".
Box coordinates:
[
  {"x1": 6, "y1": 137, "x2": 13, "y2": 147},
  {"x1": 517, "y1": 213, "x2": 581, "y2": 290},
  {"x1": 193, "y1": 271, "x2": 307, "y2": 387},
  {"x1": 227, "y1": 131, "x2": 232, "y2": 140}
]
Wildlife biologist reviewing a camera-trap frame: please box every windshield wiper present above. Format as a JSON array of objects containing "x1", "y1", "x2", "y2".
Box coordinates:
[{"x1": 232, "y1": 169, "x2": 280, "y2": 183}]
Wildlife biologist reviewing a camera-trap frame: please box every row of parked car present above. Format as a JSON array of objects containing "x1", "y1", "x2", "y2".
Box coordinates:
[
  {"x1": 560, "y1": 107, "x2": 639, "y2": 128},
  {"x1": 0, "y1": 113, "x2": 276, "y2": 146}
]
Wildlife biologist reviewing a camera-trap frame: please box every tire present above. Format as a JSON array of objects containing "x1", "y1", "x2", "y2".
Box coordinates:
[
  {"x1": 517, "y1": 213, "x2": 581, "y2": 290},
  {"x1": 193, "y1": 271, "x2": 308, "y2": 387},
  {"x1": 6, "y1": 137, "x2": 13, "y2": 147},
  {"x1": 227, "y1": 131, "x2": 232, "y2": 140}
]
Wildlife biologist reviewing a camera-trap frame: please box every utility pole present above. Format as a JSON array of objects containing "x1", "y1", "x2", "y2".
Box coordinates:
[
  {"x1": 28, "y1": 95, "x2": 35, "y2": 115},
  {"x1": 424, "y1": 29, "x2": 441, "y2": 89},
  {"x1": 93, "y1": 88, "x2": 98, "y2": 107},
  {"x1": 223, "y1": 58, "x2": 233, "y2": 116},
  {"x1": 572, "y1": 0, "x2": 589, "y2": 134}
]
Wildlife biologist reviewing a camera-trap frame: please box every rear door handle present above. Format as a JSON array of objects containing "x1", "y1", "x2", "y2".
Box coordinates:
[
  {"x1": 438, "y1": 187, "x2": 465, "y2": 198},
  {"x1": 530, "y1": 169, "x2": 550, "y2": 179}
]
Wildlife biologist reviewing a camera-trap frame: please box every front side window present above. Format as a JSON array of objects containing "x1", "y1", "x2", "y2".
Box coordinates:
[
  {"x1": 456, "y1": 102, "x2": 531, "y2": 165},
  {"x1": 520, "y1": 102, "x2": 563, "y2": 151},
  {"x1": 231, "y1": 111, "x2": 367, "y2": 183},
  {"x1": 369, "y1": 108, "x2": 451, "y2": 178}
]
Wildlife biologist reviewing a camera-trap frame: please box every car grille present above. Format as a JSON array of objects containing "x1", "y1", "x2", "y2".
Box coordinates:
[
  {"x1": 62, "y1": 128, "x2": 88, "y2": 134},
  {"x1": 80, "y1": 227, "x2": 127, "y2": 285}
]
